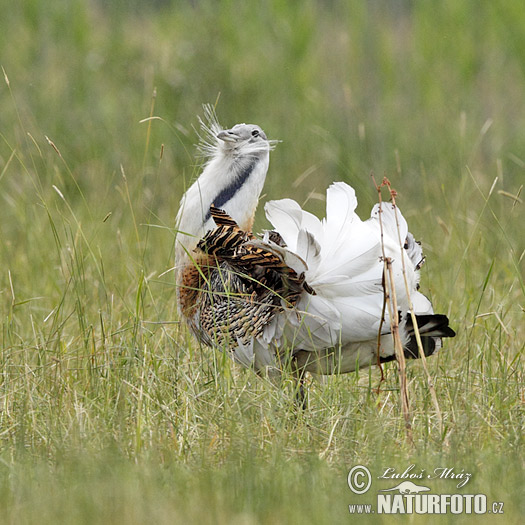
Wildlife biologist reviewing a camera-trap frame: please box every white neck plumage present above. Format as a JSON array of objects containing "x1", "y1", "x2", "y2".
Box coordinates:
[{"x1": 175, "y1": 148, "x2": 270, "y2": 271}]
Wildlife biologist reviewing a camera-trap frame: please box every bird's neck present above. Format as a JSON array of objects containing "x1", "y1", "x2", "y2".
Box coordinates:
[{"x1": 175, "y1": 151, "x2": 269, "y2": 270}]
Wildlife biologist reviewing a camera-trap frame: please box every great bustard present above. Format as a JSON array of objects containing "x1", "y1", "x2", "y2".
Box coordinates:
[{"x1": 175, "y1": 110, "x2": 455, "y2": 381}]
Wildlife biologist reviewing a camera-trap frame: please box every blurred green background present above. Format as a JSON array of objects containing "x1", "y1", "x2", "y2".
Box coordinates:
[
  {"x1": 0, "y1": 1, "x2": 523, "y2": 523},
  {"x1": 3, "y1": 0, "x2": 524, "y2": 204}
]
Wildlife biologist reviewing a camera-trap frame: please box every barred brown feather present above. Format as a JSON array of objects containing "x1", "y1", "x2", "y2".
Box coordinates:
[{"x1": 181, "y1": 207, "x2": 313, "y2": 351}]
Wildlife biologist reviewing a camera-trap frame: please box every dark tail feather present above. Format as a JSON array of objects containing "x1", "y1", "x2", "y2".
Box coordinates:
[
  {"x1": 381, "y1": 313, "x2": 456, "y2": 362},
  {"x1": 407, "y1": 314, "x2": 456, "y2": 338},
  {"x1": 403, "y1": 313, "x2": 456, "y2": 359}
]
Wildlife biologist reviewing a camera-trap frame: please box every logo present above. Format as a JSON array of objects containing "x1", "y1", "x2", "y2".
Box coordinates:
[
  {"x1": 380, "y1": 481, "x2": 430, "y2": 494},
  {"x1": 347, "y1": 464, "x2": 505, "y2": 516}
]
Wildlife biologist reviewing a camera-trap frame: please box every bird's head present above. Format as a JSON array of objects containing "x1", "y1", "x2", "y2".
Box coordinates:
[
  {"x1": 197, "y1": 105, "x2": 277, "y2": 162},
  {"x1": 216, "y1": 123, "x2": 271, "y2": 158}
]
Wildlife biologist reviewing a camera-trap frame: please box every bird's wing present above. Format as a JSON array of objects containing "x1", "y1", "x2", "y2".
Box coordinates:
[{"x1": 198, "y1": 207, "x2": 309, "y2": 302}]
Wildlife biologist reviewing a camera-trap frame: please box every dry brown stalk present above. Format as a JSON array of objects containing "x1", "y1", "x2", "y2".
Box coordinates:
[
  {"x1": 382, "y1": 178, "x2": 444, "y2": 437},
  {"x1": 372, "y1": 175, "x2": 413, "y2": 443}
]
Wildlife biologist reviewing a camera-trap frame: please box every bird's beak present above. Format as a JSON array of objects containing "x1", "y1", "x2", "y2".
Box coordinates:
[{"x1": 217, "y1": 129, "x2": 240, "y2": 143}]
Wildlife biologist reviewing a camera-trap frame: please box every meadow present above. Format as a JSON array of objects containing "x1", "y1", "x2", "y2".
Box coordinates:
[{"x1": 0, "y1": 1, "x2": 523, "y2": 523}]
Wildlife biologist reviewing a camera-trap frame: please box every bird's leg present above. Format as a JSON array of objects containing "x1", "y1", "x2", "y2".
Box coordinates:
[{"x1": 292, "y1": 355, "x2": 308, "y2": 410}]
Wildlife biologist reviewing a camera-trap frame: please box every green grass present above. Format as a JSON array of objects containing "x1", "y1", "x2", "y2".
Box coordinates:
[{"x1": 0, "y1": 0, "x2": 523, "y2": 523}]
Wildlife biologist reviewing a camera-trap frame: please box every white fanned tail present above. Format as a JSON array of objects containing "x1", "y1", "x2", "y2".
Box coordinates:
[{"x1": 262, "y1": 182, "x2": 442, "y2": 363}]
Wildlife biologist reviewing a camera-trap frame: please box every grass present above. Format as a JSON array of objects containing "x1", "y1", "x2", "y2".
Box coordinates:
[{"x1": 0, "y1": 0, "x2": 523, "y2": 523}]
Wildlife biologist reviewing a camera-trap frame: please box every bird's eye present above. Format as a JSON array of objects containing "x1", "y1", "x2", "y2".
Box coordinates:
[{"x1": 251, "y1": 129, "x2": 260, "y2": 137}]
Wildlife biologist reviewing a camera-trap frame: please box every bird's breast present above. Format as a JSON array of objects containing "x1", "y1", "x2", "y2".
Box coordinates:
[{"x1": 177, "y1": 254, "x2": 213, "y2": 321}]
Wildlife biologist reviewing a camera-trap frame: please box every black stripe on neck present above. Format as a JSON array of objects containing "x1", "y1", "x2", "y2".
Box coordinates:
[{"x1": 205, "y1": 159, "x2": 257, "y2": 221}]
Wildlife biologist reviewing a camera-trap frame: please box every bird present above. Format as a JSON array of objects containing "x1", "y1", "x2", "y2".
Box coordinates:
[{"x1": 175, "y1": 108, "x2": 455, "y2": 386}]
